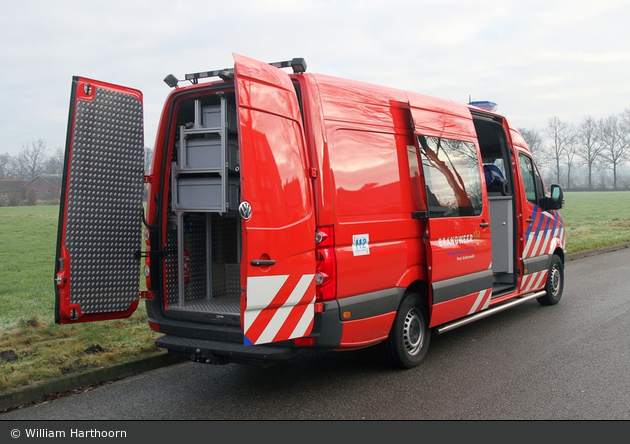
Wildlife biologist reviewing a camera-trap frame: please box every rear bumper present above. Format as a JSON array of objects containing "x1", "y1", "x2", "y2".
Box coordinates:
[
  {"x1": 155, "y1": 334, "x2": 296, "y2": 367},
  {"x1": 148, "y1": 293, "x2": 400, "y2": 365}
]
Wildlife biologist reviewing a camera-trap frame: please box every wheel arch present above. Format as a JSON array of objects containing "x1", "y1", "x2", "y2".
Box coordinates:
[
  {"x1": 554, "y1": 247, "x2": 565, "y2": 265},
  {"x1": 406, "y1": 278, "x2": 429, "y2": 295},
  {"x1": 402, "y1": 280, "x2": 431, "y2": 317}
]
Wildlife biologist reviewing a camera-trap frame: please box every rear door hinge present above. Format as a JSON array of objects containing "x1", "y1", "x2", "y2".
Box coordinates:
[
  {"x1": 144, "y1": 175, "x2": 154, "y2": 184},
  {"x1": 139, "y1": 290, "x2": 154, "y2": 300},
  {"x1": 309, "y1": 167, "x2": 318, "y2": 178}
]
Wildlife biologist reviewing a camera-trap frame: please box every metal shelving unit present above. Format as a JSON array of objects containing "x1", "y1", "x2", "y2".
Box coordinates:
[
  {"x1": 171, "y1": 93, "x2": 239, "y2": 213},
  {"x1": 168, "y1": 94, "x2": 240, "y2": 309}
]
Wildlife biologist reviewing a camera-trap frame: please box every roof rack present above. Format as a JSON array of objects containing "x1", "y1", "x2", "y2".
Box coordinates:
[{"x1": 164, "y1": 58, "x2": 307, "y2": 88}]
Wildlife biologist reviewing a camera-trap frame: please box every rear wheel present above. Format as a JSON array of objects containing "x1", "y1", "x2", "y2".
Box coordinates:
[
  {"x1": 537, "y1": 254, "x2": 564, "y2": 306},
  {"x1": 384, "y1": 292, "x2": 430, "y2": 369}
]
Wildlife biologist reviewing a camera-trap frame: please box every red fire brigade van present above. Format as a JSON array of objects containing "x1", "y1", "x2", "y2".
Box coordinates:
[{"x1": 55, "y1": 54, "x2": 565, "y2": 369}]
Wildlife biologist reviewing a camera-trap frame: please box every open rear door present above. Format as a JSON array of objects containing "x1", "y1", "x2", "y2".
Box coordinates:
[
  {"x1": 234, "y1": 54, "x2": 316, "y2": 346},
  {"x1": 55, "y1": 77, "x2": 145, "y2": 324},
  {"x1": 407, "y1": 94, "x2": 493, "y2": 326}
]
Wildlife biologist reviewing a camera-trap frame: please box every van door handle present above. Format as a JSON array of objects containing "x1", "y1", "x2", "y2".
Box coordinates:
[
  {"x1": 480, "y1": 222, "x2": 489, "y2": 227},
  {"x1": 526, "y1": 217, "x2": 534, "y2": 223},
  {"x1": 250, "y1": 259, "x2": 276, "y2": 266}
]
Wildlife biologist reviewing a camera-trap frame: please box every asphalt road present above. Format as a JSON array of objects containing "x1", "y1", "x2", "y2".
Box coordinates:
[{"x1": 2, "y1": 247, "x2": 630, "y2": 420}]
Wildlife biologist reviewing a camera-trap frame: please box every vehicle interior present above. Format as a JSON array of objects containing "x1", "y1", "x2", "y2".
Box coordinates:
[{"x1": 473, "y1": 113, "x2": 518, "y2": 297}]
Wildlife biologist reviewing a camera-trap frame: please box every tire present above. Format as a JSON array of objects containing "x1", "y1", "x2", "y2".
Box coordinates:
[
  {"x1": 384, "y1": 292, "x2": 431, "y2": 369},
  {"x1": 537, "y1": 254, "x2": 564, "y2": 306}
]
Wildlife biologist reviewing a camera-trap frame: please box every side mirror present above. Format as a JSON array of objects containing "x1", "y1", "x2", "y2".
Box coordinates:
[{"x1": 549, "y1": 184, "x2": 564, "y2": 210}]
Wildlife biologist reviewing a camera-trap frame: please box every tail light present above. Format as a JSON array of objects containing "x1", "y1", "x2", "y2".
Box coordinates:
[{"x1": 315, "y1": 226, "x2": 336, "y2": 301}]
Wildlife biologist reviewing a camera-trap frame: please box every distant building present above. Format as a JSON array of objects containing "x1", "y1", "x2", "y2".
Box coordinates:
[
  {"x1": 0, "y1": 179, "x2": 28, "y2": 204},
  {"x1": 22, "y1": 174, "x2": 62, "y2": 201},
  {"x1": 0, "y1": 179, "x2": 27, "y2": 197}
]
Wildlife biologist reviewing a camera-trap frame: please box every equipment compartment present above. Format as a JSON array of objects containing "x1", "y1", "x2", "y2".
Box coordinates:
[
  {"x1": 175, "y1": 176, "x2": 240, "y2": 212},
  {"x1": 164, "y1": 90, "x2": 242, "y2": 320},
  {"x1": 202, "y1": 104, "x2": 237, "y2": 131},
  {"x1": 165, "y1": 213, "x2": 241, "y2": 319},
  {"x1": 177, "y1": 137, "x2": 239, "y2": 171}
]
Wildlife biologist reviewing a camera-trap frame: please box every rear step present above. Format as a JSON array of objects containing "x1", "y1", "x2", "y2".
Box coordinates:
[
  {"x1": 435, "y1": 290, "x2": 546, "y2": 335},
  {"x1": 156, "y1": 335, "x2": 296, "y2": 367}
]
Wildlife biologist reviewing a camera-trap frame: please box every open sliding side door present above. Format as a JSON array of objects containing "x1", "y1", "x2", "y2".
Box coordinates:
[
  {"x1": 234, "y1": 54, "x2": 316, "y2": 346},
  {"x1": 55, "y1": 77, "x2": 145, "y2": 324},
  {"x1": 407, "y1": 94, "x2": 493, "y2": 327}
]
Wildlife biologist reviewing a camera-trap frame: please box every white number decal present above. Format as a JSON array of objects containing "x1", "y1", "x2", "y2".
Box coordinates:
[{"x1": 352, "y1": 234, "x2": 370, "y2": 256}]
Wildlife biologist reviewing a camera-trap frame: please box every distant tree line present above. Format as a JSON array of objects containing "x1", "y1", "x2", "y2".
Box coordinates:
[
  {"x1": 0, "y1": 141, "x2": 154, "y2": 180},
  {"x1": 0, "y1": 140, "x2": 63, "y2": 180},
  {"x1": 2, "y1": 112, "x2": 629, "y2": 194},
  {"x1": 520, "y1": 107, "x2": 630, "y2": 191}
]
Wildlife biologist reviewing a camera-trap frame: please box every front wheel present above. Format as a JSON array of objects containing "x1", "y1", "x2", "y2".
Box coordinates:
[
  {"x1": 383, "y1": 293, "x2": 431, "y2": 369},
  {"x1": 537, "y1": 254, "x2": 564, "y2": 306}
]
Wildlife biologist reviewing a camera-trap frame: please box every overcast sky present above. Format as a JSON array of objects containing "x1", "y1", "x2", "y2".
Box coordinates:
[{"x1": 1, "y1": 0, "x2": 629, "y2": 157}]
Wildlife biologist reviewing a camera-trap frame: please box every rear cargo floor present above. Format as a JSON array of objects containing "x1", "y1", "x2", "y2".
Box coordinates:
[{"x1": 170, "y1": 293, "x2": 240, "y2": 315}]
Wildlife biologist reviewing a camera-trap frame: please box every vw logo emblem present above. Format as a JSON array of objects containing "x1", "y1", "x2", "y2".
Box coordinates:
[{"x1": 239, "y1": 201, "x2": 252, "y2": 220}]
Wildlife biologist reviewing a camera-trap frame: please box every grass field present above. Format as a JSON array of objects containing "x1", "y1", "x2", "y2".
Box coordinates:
[
  {"x1": 561, "y1": 192, "x2": 630, "y2": 252},
  {"x1": 1, "y1": 191, "x2": 629, "y2": 392},
  {"x1": 0, "y1": 205, "x2": 161, "y2": 392}
]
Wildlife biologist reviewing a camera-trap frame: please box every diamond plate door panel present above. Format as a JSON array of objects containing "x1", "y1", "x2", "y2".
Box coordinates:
[{"x1": 55, "y1": 77, "x2": 144, "y2": 323}]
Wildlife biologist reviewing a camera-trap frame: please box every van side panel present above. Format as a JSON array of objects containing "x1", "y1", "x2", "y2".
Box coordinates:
[
  {"x1": 313, "y1": 75, "x2": 427, "y2": 305},
  {"x1": 430, "y1": 288, "x2": 492, "y2": 326},
  {"x1": 407, "y1": 91, "x2": 478, "y2": 137},
  {"x1": 313, "y1": 74, "x2": 409, "y2": 128},
  {"x1": 329, "y1": 128, "x2": 424, "y2": 299}
]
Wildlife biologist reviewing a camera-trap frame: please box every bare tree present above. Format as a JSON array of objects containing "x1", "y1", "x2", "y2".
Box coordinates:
[
  {"x1": 12, "y1": 139, "x2": 49, "y2": 180},
  {"x1": 620, "y1": 107, "x2": 630, "y2": 167},
  {"x1": 144, "y1": 147, "x2": 153, "y2": 175},
  {"x1": 598, "y1": 114, "x2": 629, "y2": 190},
  {"x1": 44, "y1": 147, "x2": 65, "y2": 175},
  {"x1": 564, "y1": 141, "x2": 578, "y2": 189},
  {"x1": 0, "y1": 152, "x2": 11, "y2": 179},
  {"x1": 545, "y1": 116, "x2": 575, "y2": 186},
  {"x1": 575, "y1": 116, "x2": 603, "y2": 190},
  {"x1": 519, "y1": 127, "x2": 547, "y2": 166}
]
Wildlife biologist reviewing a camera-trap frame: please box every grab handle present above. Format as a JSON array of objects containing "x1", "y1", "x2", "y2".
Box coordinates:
[{"x1": 251, "y1": 259, "x2": 276, "y2": 266}]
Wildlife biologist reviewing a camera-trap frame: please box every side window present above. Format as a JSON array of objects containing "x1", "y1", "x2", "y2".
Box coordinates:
[
  {"x1": 418, "y1": 135, "x2": 482, "y2": 218},
  {"x1": 519, "y1": 153, "x2": 545, "y2": 205}
]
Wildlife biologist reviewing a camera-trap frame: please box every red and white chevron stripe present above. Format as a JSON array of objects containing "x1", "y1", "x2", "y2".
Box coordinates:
[
  {"x1": 524, "y1": 228, "x2": 566, "y2": 259},
  {"x1": 523, "y1": 211, "x2": 566, "y2": 260},
  {"x1": 519, "y1": 269, "x2": 548, "y2": 293},
  {"x1": 244, "y1": 274, "x2": 315, "y2": 345},
  {"x1": 468, "y1": 289, "x2": 492, "y2": 315}
]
